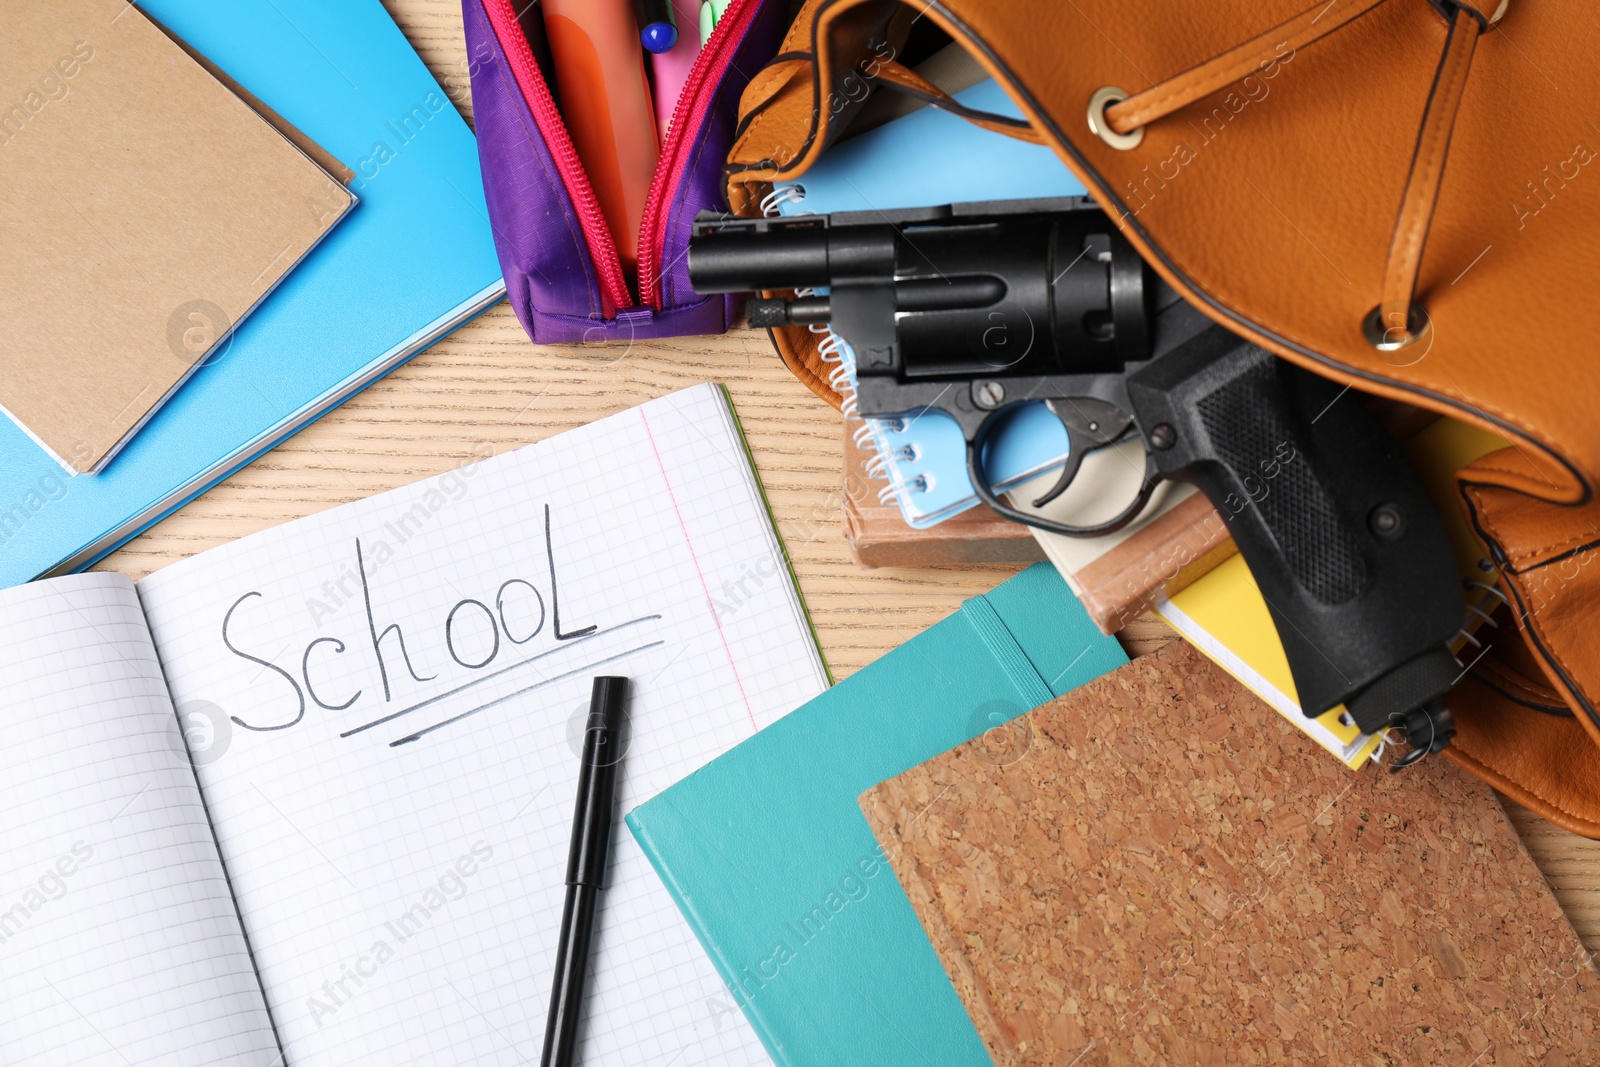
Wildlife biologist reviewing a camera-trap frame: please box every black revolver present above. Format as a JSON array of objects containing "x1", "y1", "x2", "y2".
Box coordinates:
[{"x1": 689, "y1": 197, "x2": 1464, "y2": 764}]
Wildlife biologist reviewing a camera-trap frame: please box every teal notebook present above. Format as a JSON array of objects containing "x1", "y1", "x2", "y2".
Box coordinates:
[{"x1": 626, "y1": 564, "x2": 1126, "y2": 1065}]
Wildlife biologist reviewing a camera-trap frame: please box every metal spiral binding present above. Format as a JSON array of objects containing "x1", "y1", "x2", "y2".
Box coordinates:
[
  {"x1": 774, "y1": 220, "x2": 926, "y2": 515},
  {"x1": 879, "y1": 475, "x2": 930, "y2": 503},
  {"x1": 1452, "y1": 579, "x2": 1508, "y2": 660},
  {"x1": 822, "y1": 312, "x2": 917, "y2": 506},
  {"x1": 864, "y1": 443, "x2": 919, "y2": 479},
  {"x1": 760, "y1": 184, "x2": 806, "y2": 216},
  {"x1": 1464, "y1": 578, "x2": 1508, "y2": 606},
  {"x1": 834, "y1": 330, "x2": 931, "y2": 507},
  {"x1": 1352, "y1": 576, "x2": 1510, "y2": 771},
  {"x1": 811, "y1": 312, "x2": 861, "y2": 421},
  {"x1": 1369, "y1": 728, "x2": 1400, "y2": 768},
  {"x1": 1370, "y1": 580, "x2": 1505, "y2": 773}
]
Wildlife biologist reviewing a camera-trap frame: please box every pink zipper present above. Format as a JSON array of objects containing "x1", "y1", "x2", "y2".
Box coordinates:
[
  {"x1": 482, "y1": 0, "x2": 633, "y2": 314},
  {"x1": 483, "y1": 0, "x2": 760, "y2": 316},
  {"x1": 636, "y1": 0, "x2": 760, "y2": 309}
]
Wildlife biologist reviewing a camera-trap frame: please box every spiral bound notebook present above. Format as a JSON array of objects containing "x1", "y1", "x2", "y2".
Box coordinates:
[
  {"x1": 828, "y1": 333, "x2": 1073, "y2": 527},
  {"x1": 765, "y1": 78, "x2": 1085, "y2": 528}
]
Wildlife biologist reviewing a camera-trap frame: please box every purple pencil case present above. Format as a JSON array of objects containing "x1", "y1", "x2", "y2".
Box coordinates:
[{"x1": 463, "y1": 0, "x2": 787, "y2": 343}]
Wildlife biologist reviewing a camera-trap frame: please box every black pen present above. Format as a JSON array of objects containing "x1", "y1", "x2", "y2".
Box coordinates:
[{"x1": 541, "y1": 676, "x2": 628, "y2": 1067}]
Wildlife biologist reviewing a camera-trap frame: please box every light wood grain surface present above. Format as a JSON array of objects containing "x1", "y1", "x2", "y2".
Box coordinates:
[{"x1": 97, "y1": 0, "x2": 1600, "y2": 950}]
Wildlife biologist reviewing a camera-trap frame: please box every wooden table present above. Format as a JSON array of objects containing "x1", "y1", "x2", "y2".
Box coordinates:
[{"x1": 98, "y1": 0, "x2": 1600, "y2": 949}]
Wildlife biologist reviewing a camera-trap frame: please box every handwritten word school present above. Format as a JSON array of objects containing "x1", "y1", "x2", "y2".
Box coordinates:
[{"x1": 218, "y1": 505, "x2": 604, "y2": 732}]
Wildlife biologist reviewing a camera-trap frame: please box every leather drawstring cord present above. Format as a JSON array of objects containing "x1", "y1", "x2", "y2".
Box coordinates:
[
  {"x1": 868, "y1": 59, "x2": 1048, "y2": 143},
  {"x1": 1098, "y1": 0, "x2": 1389, "y2": 139},
  {"x1": 1087, "y1": 0, "x2": 1508, "y2": 351},
  {"x1": 863, "y1": 0, "x2": 1502, "y2": 348},
  {"x1": 1372, "y1": 5, "x2": 1482, "y2": 348}
]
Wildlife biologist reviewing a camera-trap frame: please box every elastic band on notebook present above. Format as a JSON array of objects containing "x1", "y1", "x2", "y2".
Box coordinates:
[{"x1": 961, "y1": 595, "x2": 1053, "y2": 707}]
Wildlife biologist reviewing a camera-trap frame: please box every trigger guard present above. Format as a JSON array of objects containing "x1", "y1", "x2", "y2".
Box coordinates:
[
  {"x1": 965, "y1": 406, "x2": 1162, "y2": 538},
  {"x1": 1032, "y1": 397, "x2": 1138, "y2": 509}
]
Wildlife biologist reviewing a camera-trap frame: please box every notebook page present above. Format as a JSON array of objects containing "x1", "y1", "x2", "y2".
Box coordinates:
[
  {"x1": 137, "y1": 384, "x2": 828, "y2": 1066},
  {"x1": 0, "y1": 572, "x2": 280, "y2": 1066}
]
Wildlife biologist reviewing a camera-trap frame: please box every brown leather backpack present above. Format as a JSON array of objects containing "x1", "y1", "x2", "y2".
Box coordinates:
[{"x1": 724, "y1": 0, "x2": 1600, "y2": 835}]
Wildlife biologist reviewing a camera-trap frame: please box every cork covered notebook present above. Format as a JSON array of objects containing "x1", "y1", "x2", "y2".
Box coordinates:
[{"x1": 860, "y1": 642, "x2": 1600, "y2": 1065}]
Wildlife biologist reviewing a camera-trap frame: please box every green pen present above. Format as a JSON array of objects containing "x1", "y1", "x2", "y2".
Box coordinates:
[{"x1": 698, "y1": 0, "x2": 731, "y2": 44}]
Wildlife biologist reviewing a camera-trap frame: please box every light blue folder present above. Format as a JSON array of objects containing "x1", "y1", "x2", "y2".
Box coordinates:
[
  {"x1": 774, "y1": 80, "x2": 1085, "y2": 528},
  {"x1": 770, "y1": 79, "x2": 1086, "y2": 216},
  {"x1": 627, "y1": 564, "x2": 1126, "y2": 1065},
  {"x1": 0, "y1": 0, "x2": 504, "y2": 588}
]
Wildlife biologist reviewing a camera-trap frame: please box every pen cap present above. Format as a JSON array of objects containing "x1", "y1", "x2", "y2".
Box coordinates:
[
  {"x1": 566, "y1": 676, "x2": 629, "y2": 887},
  {"x1": 635, "y1": 0, "x2": 678, "y2": 52},
  {"x1": 699, "y1": 0, "x2": 731, "y2": 45}
]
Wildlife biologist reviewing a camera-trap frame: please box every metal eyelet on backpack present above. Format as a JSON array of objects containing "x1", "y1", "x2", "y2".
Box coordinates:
[
  {"x1": 1362, "y1": 303, "x2": 1433, "y2": 354},
  {"x1": 1087, "y1": 86, "x2": 1143, "y2": 150}
]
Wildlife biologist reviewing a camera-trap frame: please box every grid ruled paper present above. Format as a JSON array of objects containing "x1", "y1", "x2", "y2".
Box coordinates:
[
  {"x1": 0, "y1": 572, "x2": 280, "y2": 1066},
  {"x1": 136, "y1": 384, "x2": 829, "y2": 1066}
]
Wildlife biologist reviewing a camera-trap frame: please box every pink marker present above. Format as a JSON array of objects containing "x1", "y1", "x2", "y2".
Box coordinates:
[{"x1": 647, "y1": 0, "x2": 702, "y2": 136}]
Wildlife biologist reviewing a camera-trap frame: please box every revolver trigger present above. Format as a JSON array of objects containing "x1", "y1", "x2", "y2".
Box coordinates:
[
  {"x1": 1031, "y1": 450, "x2": 1086, "y2": 509},
  {"x1": 1033, "y1": 398, "x2": 1136, "y2": 508}
]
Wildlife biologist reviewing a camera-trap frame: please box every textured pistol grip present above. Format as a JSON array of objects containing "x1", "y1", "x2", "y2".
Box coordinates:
[
  {"x1": 1127, "y1": 331, "x2": 1462, "y2": 719},
  {"x1": 1193, "y1": 357, "x2": 1367, "y2": 606}
]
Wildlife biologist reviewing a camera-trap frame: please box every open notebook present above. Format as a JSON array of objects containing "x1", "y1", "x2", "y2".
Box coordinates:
[{"x1": 0, "y1": 384, "x2": 827, "y2": 1066}]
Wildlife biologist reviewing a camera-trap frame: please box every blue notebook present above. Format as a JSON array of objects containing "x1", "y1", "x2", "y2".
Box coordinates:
[
  {"x1": 0, "y1": 0, "x2": 504, "y2": 589},
  {"x1": 627, "y1": 564, "x2": 1126, "y2": 1066},
  {"x1": 838, "y1": 334, "x2": 1072, "y2": 527},
  {"x1": 772, "y1": 80, "x2": 1085, "y2": 527},
  {"x1": 767, "y1": 80, "x2": 1085, "y2": 217}
]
